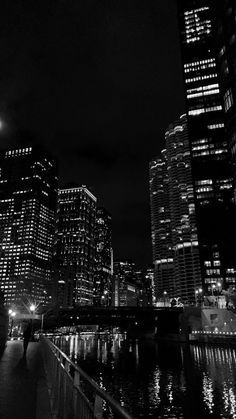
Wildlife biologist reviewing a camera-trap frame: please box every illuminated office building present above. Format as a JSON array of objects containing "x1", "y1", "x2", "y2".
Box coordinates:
[
  {"x1": 214, "y1": 1, "x2": 236, "y2": 288},
  {"x1": 112, "y1": 260, "x2": 137, "y2": 307},
  {"x1": 55, "y1": 186, "x2": 96, "y2": 306},
  {"x1": 136, "y1": 267, "x2": 153, "y2": 307},
  {"x1": 94, "y1": 207, "x2": 113, "y2": 306},
  {"x1": 0, "y1": 146, "x2": 58, "y2": 307},
  {"x1": 177, "y1": 0, "x2": 235, "y2": 292},
  {"x1": 149, "y1": 153, "x2": 174, "y2": 299}
]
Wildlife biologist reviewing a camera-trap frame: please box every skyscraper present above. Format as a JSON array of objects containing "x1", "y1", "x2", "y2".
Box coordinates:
[
  {"x1": 214, "y1": 1, "x2": 236, "y2": 288},
  {"x1": 94, "y1": 207, "x2": 113, "y2": 306},
  {"x1": 177, "y1": 0, "x2": 235, "y2": 293},
  {"x1": 149, "y1": 152, "x2": 174, "y2": 299},
  {"x1": 0, "y1": 146, "x2": 58, "y2": 307},
  {"x1": 215, "y1": 1, "x2": 236, "y2": 196},
  {"x1": 55, "y1": 186, "x2": 96, "y2": 307},
  {"x1": 150, "y1": 115, "x2": 202, "y2": 302},
  {"x1": 165, "y1": 114, "x2": 202, "y2": 301},
  {"x1": 112, "y1": 260, "x2": 138, "y2": 307}
]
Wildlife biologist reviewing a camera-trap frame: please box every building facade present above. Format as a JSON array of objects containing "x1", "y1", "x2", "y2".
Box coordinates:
[
  {"x1": 0, "y1": 146, "x2": 58, "y2": 307},
  {"x1": 94, "y1": 207, "x2": 113, "y2": 306},
  {"x1": 177, "y1": 0, "x2": 236, "y2": 293},
  {"x1": 149, "y1": 152, "x2": 174, "y2": 300},
  {"x1": 112, "y1": 260, "x2": 138, "y2": 307},
  {"x1": 55, "y1": 186, "x2": 96, "y2": 307},
  {"x1": 165, "y1": 115, "x2": 202, "y2": 302},
  {"x1": 214, "y1": 0, "x2": 236, "y2": 288}
]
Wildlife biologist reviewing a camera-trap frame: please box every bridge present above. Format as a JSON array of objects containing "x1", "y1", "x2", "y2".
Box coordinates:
[{"x1": 42, "y1": 306, "x2": 184, "y2": 338}]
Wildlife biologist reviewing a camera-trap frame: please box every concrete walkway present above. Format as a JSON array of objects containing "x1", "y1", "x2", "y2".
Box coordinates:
[{"x1": 0, "y1": 340, "x2": 52, "y2": 419}]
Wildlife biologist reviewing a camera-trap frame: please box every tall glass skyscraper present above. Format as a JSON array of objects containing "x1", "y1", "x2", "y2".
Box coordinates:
[
  {"x1": 0, "y1": 146, "x2": 58, "y2": 307},
  {"x1": 177, "y1": 0, "x2": 236, "y2": 293},
  {"x1": 214, "y1": 1, "x2": 236, "y2": 289},
  {"x1": 55, "y1": 186, "x2": 97, "y2": 307}
]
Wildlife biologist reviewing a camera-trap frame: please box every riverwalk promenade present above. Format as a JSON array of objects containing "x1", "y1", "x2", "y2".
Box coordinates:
[{"x1": 0, "y1": 340, "x2": 51, "y2": 419}]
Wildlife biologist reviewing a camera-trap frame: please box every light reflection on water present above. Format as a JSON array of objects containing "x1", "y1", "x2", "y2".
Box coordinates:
[{"x1": 53, "y1": 334, "x2": 236, "y2": 418}]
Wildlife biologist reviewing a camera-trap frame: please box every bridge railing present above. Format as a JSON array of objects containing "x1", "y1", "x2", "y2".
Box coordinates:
[{"x1": 40, "y1": 335, "x2": 133, "y2": 419}]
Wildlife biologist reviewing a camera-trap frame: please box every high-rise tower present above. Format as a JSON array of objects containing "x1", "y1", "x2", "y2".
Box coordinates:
[
  {"x1": 165, "y1": 114, "x2": 202, "y2": 301},
  {"x1": 94, "y1": 207, "x2": 113, "y2": 306},
  {"x1": 0, "y1": 146, "x2": 58, "y2": 307},
  {"x1": 149, "y1": 152, "x2": 174, "y2": 299},
  {"x1": 177, "y1": 0, "x2": 235, "y2": 293},
  {"x1": 55, "y1": 186, "x2": 96, "y2": 307}
]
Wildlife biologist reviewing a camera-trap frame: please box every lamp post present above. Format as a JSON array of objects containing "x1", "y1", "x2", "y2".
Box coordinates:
[
  {"x1": 163, "y1": 291, "x2": 167, "y2": 307},
  {"x1": 195, "y1": 290, "x2": 199, "y2": 306},
  {"x1": 211, "y1": 284, "x2": 216, "y2": 296},
  {"x1": 8, "y1": 310, "x2": 16, "y2": 338},
  {"x1": 29, "y1": 304, "x2": 36, "y2": 340},
  {"x1": 29, "y1": 304, "x2": 36, "y2": 314}
]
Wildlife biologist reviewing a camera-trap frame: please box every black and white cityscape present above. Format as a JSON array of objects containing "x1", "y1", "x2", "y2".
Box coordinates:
[{"x1": 1, "y1": 1, "x2": 236, "y2": 419}]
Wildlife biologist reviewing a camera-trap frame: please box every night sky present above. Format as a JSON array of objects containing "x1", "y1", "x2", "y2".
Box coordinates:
[{"x1": 0, "y1": 0, "x2": 185, "y2": 267}]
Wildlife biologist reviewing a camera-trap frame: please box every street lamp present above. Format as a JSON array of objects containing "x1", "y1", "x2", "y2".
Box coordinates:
[
  {"x1": 163, "y1": 291, "x2": 167, "y2": 307},
  {"x1": 211, "y1": 284, "x2": 216, "y2": 296},
  {"x1": 9, "y1": 310, "x2": 16, "y2": 338},
  {"x1": 195, "y1": 290, "x2": 199, "y2": 306},
  {"x1": 29, "y1": 304, "x2": 36, "y2": 313}
]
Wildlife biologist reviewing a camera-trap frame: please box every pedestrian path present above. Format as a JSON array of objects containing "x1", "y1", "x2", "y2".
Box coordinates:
[{"x1": 0, "y1": 340, "x2": 51, "y2": 419}]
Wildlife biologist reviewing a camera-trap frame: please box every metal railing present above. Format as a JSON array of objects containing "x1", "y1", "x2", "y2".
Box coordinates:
[{"x1": 40, "y1": 336, "x2": 133, "y2": 419}]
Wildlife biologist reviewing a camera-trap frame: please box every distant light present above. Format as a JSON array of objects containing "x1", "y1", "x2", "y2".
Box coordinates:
[
  {"x1": 0, "y1": 119, "x2": 5, "y2": 131},
  {"x1": 30, "y1": 304, "x2": 36, "y2": 312}
]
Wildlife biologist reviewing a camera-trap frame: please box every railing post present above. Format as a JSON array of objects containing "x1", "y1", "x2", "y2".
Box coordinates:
[{"x1": 94, "y1": 393, "x2": 103, "y2": 419}]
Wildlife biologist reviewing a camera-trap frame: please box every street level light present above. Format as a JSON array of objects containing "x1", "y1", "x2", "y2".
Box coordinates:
[
  {"x1": 30, "y1": 304, "x2": 36, "y2": 313},
  {"x1": 211, "y1": 284, "x2": 216, "y2": 296},
  {"x1": 163, "y1": 291, "x2": 167, "y2": 307},
  {"x1": 9, "y1": 310, "x2": 16, "y2": 338}
]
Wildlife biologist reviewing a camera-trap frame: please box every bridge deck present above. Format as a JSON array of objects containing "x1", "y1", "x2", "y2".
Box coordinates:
[{"x1": 0, "y1": 340, "x2": 51, "y2": 419}]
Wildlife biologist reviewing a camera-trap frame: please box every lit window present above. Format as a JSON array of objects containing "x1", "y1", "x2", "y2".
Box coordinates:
[{"x1": 224, "y1": 88, "x2": 234, "y2": 112}]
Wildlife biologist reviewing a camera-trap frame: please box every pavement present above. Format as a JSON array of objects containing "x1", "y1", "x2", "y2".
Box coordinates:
[{"x1": 0, "y1": 340, "x2": 52, "y2": 419}]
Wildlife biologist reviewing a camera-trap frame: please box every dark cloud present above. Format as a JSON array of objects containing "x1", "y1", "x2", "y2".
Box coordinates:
[{"x1": 0, "y1": 0, "x2": 185, "y2": 267}]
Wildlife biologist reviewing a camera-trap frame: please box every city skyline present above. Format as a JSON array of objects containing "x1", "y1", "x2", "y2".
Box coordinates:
[{"x1": 0, "y1": 1, "x2": 185, "y2": 267}]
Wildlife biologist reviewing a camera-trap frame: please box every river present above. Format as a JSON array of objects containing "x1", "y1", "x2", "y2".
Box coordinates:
[{"x1": 53, "y1": 333, "x2": 236, "y2": 418}]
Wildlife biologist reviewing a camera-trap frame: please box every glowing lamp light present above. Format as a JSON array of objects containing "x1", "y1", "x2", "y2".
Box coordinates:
[{"x1": 30, "y1": 304, "x2": 36, "y2": 312}]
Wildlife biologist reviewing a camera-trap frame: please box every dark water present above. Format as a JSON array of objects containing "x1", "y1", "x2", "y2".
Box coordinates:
[{"x1": 53, "y1": 334, "x2": 236, "y2": 418}]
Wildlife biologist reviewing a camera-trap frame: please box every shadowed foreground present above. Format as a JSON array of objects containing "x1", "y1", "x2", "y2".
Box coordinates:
[{"x1": 0, "y1": 341, "x2": 51, "y2": 419}]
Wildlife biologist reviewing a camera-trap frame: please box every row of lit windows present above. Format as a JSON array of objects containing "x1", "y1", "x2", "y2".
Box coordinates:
[
  {"x1": 187, "y1": 83, "x2": 219, "y2": 94},
  {"x1": 208, "y1": 123, "x2": 224, "y2": 130},
  {"x1": 187, "y1": 88, "x2": 219, "y2": 99},
  {"x1": 193, "y1": 149, "x2": 227, "y2": 158},
  {"x1": 184, "y1": 58, "x2": 215, "y2": 68},
  {"x1": 184, "y1": 7, "x2": 209, "y2": 16},
  {"x1": 185, "y1": 74, "x2": 217, "y2": 84},
  {"x1": 5, "y1": 148, "x2": 32, "y2": 158},
  {"x1": 189, "y1": 105, "x2": 222, "y2": 116}
]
